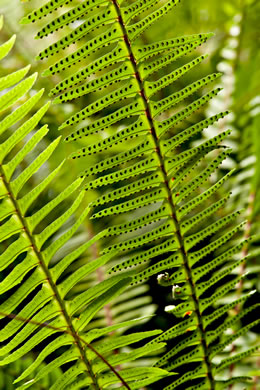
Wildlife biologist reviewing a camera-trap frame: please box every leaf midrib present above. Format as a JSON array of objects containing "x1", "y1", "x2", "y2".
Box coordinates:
[
  {"x1": 112, "y1": 0, "x2": 215, "y2": 387},
  {"x1": 0, "y1": 163, "x2": 99, "y2": 389}
]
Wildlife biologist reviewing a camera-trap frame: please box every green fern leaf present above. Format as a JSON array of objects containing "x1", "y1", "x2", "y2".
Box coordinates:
[
  {"x1": 20, "y1": 0, "x2": 258, "y2": 387},
  {"x1": 20, "y1": 0, "x2": 75, "y2": 24},
  {"x1": 0, "y1": 64, "x2": 30, "y2": 90},
  {"x1": 0, "y1": 34, "x2": 16, "y2": 60},
  {"x1": 0, "y1": 31, "x2": 167, "y2": 390},
  {"x1": 37, "y1": 0, "x2": 108, "y2": 39}
]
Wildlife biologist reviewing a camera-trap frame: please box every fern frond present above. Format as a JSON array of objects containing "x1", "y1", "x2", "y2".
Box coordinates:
[
  {"x1": 0, "y1": 31, "x2": 169, "y2": 389},
  {"x1": 21, "y1": 0, "x2": 258, "y2": 388}
]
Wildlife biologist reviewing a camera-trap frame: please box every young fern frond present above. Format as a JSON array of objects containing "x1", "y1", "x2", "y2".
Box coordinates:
[
  {"x1": 0, "y1": 29, "x2": 169, "y2": 390},
  {"x1": 20, "y1": 0, "x2": 259, "y2": 389}
]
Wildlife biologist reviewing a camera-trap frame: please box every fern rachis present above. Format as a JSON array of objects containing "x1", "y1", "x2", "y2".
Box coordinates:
[
  {"x1": 0, "y1": 22, "x2": 170, "y2": 389},
  {"x1": 0, "y1": 1, "x2": 258, "y2": 389}
]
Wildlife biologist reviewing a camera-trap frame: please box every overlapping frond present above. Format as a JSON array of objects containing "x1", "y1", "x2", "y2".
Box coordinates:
[
  {"x1": 20, "y1": 0, "x2": 259, "y2": 389},
  {"x1": 0, "y1": 29, "x2": 169, "y2": 390}
]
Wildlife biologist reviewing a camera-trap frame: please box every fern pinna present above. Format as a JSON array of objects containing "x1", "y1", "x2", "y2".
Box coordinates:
[
  {"x1": 15, "y1": 0, "x2": 260, "y2": 389},
  {"x1": 0, "y1": 18, "x2": 170, "y2": 390}
]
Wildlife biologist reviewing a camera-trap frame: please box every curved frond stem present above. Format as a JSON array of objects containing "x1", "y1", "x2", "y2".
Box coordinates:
[
  {"x1": 0, "y1": 164, "x2": 128, "y2": 389},
  {"x1": 0, "y1": 310, "x2": 131, "y2": 389}
]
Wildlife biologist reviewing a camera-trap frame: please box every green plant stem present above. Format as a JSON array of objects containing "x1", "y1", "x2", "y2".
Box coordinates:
[
  {"x1": 112, "y1": 0, "x2": 215, "y2": 387},
  {"x1": 0, "y1": 152, "x2": 133, "y2": 388},
  {"x1": 0, "y1": 162, "x2": 131, "y2": 389},
  {"x1": 0, "y1": 165, "x2": 99, "y2": 390}
]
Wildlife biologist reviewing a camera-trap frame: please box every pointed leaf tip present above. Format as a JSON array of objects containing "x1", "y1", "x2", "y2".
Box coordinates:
[
  {"x1": 207, "y1": 32, "x2": 215, "y2": 38},
  {"x1": 19, "y1": 14, "x2": 27, "y2": 24},
  {"x1": 58, "y1": 122, "x2": 67, "y2": 131},
  {"x1": 41, "y1": 68, "x2": 51, "y2": 77}
]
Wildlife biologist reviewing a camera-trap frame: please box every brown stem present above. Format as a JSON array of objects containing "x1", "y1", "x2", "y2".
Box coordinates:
[
  {"x1": 0, "y1": 310, "x2": 131, "y2": 389},
  {"x1": 111, "y1": 0, "x2": 216, "y2": 387},
  {"x1": 0, "y1": 163, "x2": 130, "y2": 390}
]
